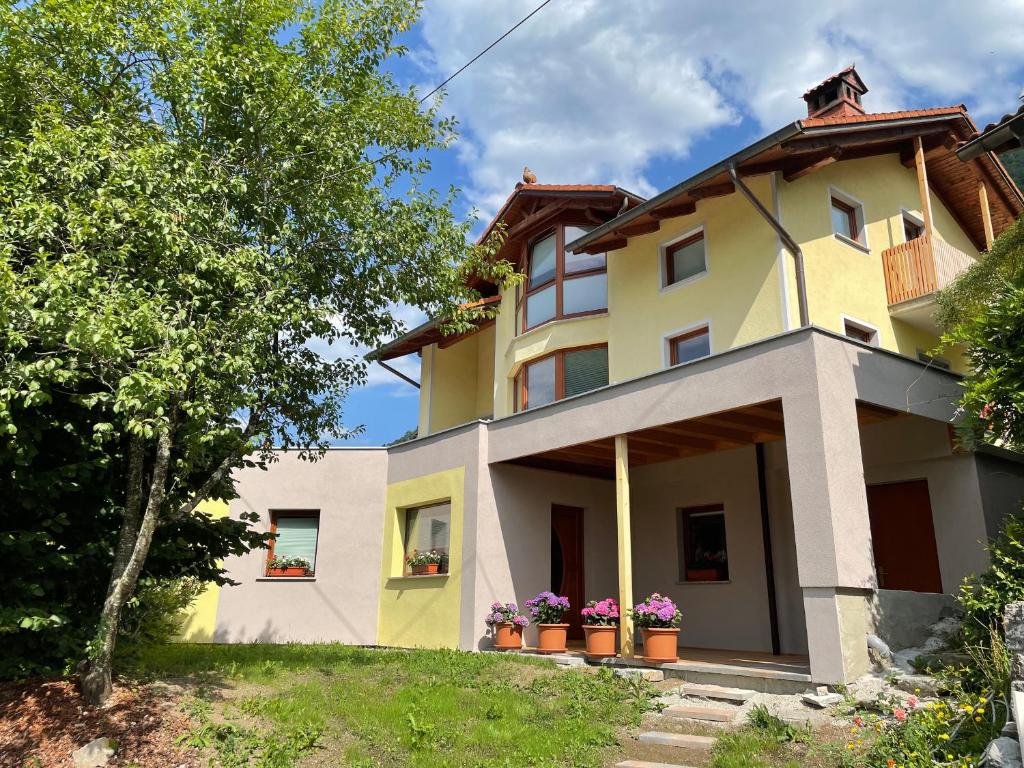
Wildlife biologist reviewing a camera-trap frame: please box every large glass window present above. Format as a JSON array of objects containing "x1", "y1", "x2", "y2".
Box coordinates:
[
  {"x1": 520, "y1": 226, "x2": 607, "y2": 331},
  {"x1": 514, "y1": 346, "x2": 608, "y2": 411},
  {"x1": 267, "y1": 512, "x2": 319, "y2": 575},
  {"x1": 665, "y1": 231, "x2": 707, "y2": 287},
  {"x1": 678, "y1": 505, "x2": 729, "y2": 582},
  {"x1": 404, "y1": 502, "x2": 451, "y2": 575}
]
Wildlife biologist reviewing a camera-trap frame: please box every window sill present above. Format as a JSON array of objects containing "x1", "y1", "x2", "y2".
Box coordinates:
[
  {"x1": 515, "y1": 312, "x2": 608, "y2": 342},
  {"x1": 387, "y1": 573, "x2": 450, "y2": 582},
  {"x1": 833, "y1": 233, "x2": 870, "y2": 254},
  {"x1": 256, "y1": 576, "x2": 317, "y2": 582},
  {"x1": 660, "y1": 269, "x2": 709, "y2": 295},
  {"x1": 675, "y1": 580, "x2": 731, "y2": 585}
]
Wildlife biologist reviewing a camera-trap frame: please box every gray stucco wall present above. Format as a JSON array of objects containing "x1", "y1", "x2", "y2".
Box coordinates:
[
  {"x1": 215, "y1": 449, "x2": 388, "y2": 644},
  {"x1": 975, "y1": 448, "x2": 1024, "y2": 542}
]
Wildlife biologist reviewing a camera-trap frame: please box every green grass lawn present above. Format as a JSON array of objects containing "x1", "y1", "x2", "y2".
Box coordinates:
[{"x1": 128, "y1": 644, "x2": 657, "y2": 767}]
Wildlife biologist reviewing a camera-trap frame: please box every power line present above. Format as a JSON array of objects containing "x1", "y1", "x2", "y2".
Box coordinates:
[{"x1": 418, "y1": 0, "x2": 555, "y2": 104}]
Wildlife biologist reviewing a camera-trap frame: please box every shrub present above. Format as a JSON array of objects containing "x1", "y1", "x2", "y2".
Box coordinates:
[
  {"x1": 119, "y1": 577, "x2": 205, "y2": 649},
  {"x1": 957, "y1": 514, "x2": 1024, "y2": 647}
]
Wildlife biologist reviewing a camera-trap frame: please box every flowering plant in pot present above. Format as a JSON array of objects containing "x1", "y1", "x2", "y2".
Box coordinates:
[
  {"x1": 580, "y1": 598, "x2": 619, "y2": 659},
  {"x1": 405, "y1": 549, "x2": 445, "y2": 575},
  {"x1": 266, "y1": 556, "x2": 312, "y2": 577},
  {"x1": 485, "y1": 602, "x2": 529, "y2": 651},
  {"x1": 631, "y1": 593, "x2": 681, "y2": 663},
  {"x1": 524, "y1": 591, "x2": 570, "y2": 654}
]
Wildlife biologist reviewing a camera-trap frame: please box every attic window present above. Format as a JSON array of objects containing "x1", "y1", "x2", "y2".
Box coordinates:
[
  {"x1": 829, "y1": 190, "x2": 866, "y2": 248},
  {"x1": 519, "y1": 226, "x2": 607, "y2": 332}
]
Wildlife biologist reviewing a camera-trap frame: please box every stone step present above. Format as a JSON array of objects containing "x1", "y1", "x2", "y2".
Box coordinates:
[
  {"x1": 616, "y1": 761, "x2": 697, "y2": 768},
  {"x1": 662, "y1": 704, "x2": 736, "y2": 722},
  {"x1": 638, "y1": 732, "x2": 717, "y2": 750},
  {"x1": 678, "y1": 682, "x2": 756, "y2": 703}
]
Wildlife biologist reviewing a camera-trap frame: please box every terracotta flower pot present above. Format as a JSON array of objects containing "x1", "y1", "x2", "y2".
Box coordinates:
[
  {"x1": 641, "y1": 627, "x2": 680, "y2": 663},
  {"x1": 583, "y1": 625, "x2": 618, "y2": 659},
  {"x1": 267, "y1": 567, "x2": 307, "y2": 577},
  {"x1": 492, "y1": 623, "x2": 523, "y2": 651},
  {"x1": 411, "y1": 562, "x2": 440, "y2": 575},
  {"x1": 536, "y1": 623, "x2": 569, "y2": 654}
]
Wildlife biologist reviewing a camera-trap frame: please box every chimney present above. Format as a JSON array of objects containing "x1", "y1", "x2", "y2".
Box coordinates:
[{"x1": 802, "y1": 66, "x2": 868, "y2": 119}]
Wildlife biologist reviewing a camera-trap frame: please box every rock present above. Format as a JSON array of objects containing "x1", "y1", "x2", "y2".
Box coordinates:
[
  {"x1": 980, "y1": 736, "x2": 1023, "y2": 768},
  {"x1": 1004, "y1": 602, "x2": 1024, "y2": 654},
  {"x1": 893, "y1": 674, "x2": 941, "y2": 698},
  {"x1": 815, "y1": 685, "x2": 829, "y2": 696},
  {"x1": 801, "y1": 692, "x2": 843, "y2": 708},
  {"x1": 72, "y1": 737, "x2": 118, "y2": 768},
  {"x1": 614, "y1": 668, "x2": 665, "y2": 682}
]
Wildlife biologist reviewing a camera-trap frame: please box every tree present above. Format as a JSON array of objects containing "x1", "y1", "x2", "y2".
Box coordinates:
[
  {"x1": 937, "y1": 217, "x2": 1024, "y2": 449},
  {"x1": 0, "y1": 0, "x2": 512, "y2": 702}
]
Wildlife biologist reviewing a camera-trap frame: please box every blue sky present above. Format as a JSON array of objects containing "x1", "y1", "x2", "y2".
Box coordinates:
[{"x1": 341, "y1": 0, "x2": 1024, "y2": 446}]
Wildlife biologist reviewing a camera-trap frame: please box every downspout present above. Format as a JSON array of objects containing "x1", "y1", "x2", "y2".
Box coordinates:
[
  {"x1": 728, "y1": 164, "x2": 810, "y2": 327},
  {"x1": 376, "y1": 360, "x2": 420, "y2": 389}
]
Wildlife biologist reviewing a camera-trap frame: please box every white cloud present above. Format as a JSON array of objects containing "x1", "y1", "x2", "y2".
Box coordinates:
[
  {"x1": 308, "y1": 303, "x2": 427, "y2": 390},
  {"x1": 417, "y1": 0, "x2": 1024, "y2": 219}
]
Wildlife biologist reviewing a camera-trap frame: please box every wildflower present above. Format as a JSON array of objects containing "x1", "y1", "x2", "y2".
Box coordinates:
[
  {"x1": 906, "y1": 695, "x2": 919, "y2": 709},
  {"x1": 938, "y1": 733, "x2": 950, "y2": 741},
  {"x1": 887, "y1": 760, "x2": 896, "y2": 768},
  {"x1": 853, "y1": 716, "x2": 865, "y2": 727},
  {"x1": 975, "y1": 716, "x2": 983, "y2": 722},
  {"x1": 893, "y1": 707, "x2": 907, "y2": 722}
]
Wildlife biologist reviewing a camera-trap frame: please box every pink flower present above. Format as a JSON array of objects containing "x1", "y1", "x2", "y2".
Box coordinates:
[
  {"x1": 853, "y1": 716, "x2": 865, "y2": 727},
  {"x1": 906, "y1": 695, "x2": 919, "y2": 709},
  {"x1": 892, "y1": 707, "x2": 907, "y2": 722}
]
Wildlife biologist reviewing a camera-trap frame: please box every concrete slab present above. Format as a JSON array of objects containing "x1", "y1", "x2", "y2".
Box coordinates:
[
  {"x1": 616, "y1": 761, "x2": 697, "y2": 768},
  {"x1": 678, "y1": 682, "x2": 756, "y2": 703},
  {"x1": 615, "y1": 668, "x2": 666, "y2": 682},
  {"x1": 638, "y1": 732, "x2": 717, "y2": 750},
  {"x1": 662, "y1": 704, "x2": 736, "y2": 722}
]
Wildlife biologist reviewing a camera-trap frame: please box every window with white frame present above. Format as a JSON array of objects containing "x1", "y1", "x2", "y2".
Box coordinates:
[
  {"x1": 663, "y1": 228, "x2": 707, "y2": 287},
  {"x1": 829, "y1": 190, "x2": 865, "y2": 246}
]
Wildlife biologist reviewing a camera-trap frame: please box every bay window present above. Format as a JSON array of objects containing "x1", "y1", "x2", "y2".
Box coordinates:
[
  {"x1": 514, "y1": 345, "x2": 608, "y2": 412},
  {"x1": 519, "y1": 226, "x2": 607, "y2": 332}
]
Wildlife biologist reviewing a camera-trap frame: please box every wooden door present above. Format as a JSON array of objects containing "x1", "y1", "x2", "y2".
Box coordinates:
[
  {"x1": 866, "y1": 480, "x2": 943, "y2": 593},
  {"x1": 551, "y1": 505, "x2": 585, "y2": 639}
]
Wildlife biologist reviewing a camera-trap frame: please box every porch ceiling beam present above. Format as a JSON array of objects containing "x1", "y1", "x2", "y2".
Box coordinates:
[
  {"x1": 699, "y1": 412, "x2": 785, "y2": 436},
  {"x1": 623, "y1": 434, "x2": 698, "y2": 456},
  {"x1": 615, "y1": 435, "x2": 635, "y2": 659},
  {"x1": 634, "y1": 427, "x2": 724, "y2": 451},
  {"x1": 647, "y1": 422, "x2": 759, "y2": 447}
]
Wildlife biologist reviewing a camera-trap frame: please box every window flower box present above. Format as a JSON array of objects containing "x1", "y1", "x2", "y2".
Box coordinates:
[
  {"x1": 685, "y1": 568, "x2": 721, "y2": 582},
  {"x1": 266, "y1": 556, "x2": 312, "y2": 577},
  {"x1": 405, "y1": 549, "x2": 446, "y2": 576}
]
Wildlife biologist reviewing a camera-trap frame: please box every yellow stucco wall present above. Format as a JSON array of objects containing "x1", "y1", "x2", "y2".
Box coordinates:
[
  {"x1": 416, "y1": 154, "x2": 980, "y2": 433},
  {"x1": 779, "y1": 153, "x2": 976, "y2": 372},
  {"x1": 178, "y1": 498, "x2": 230, "y2": 642},
  {"x1": 377, "y1": 467, "x2": 465, "y2": 648}
]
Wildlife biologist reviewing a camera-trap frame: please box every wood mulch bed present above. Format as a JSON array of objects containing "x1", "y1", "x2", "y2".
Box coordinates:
[{"x1": 0, "y1": 678, "x2": 195, "y2": 767}]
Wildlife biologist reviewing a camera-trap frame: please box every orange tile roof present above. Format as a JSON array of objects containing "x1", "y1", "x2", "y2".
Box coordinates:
[
  {"x1": 800, "y1": 106, "x2": 967, "y2": 128},
  {"x1": 976, "y1": 103, "x2": 1024, "y2": 137},
  {"x1": 477, "y1": 183, "x2": 631, "y2": 244}
]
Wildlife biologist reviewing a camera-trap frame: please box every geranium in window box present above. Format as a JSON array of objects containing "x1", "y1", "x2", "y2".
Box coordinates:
[
  {"x1": 631, "y1": 593, "x2": 682, "y2": 663},
  {"x1": 485, "y1": 602, "x2": 529, "y2": 651},
  {"x1": 581, "y1": 598, "x2": 619, "y2": 659},
  {"x1": 524, "y1": 591, "x2": 570, "y2": 654},
  {"x1": 686, "y1": 568, "x2": 721, "y2": 581},
  {"x1": 405, "y1": 549, "x2": 445, "y2": 575},
  {"x1": 266, "y1": 556, "x2": 312, "y2": 577}
]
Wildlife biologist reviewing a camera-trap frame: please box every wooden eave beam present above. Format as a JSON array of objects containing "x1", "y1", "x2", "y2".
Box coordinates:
[
  {"x1": 783, "y1": 148, "x2": 843, "y2": 182},
  {"x1": 614, "y1": 219, "x2": 661, "y2": 238},
  {"x1": 579, "y1": 236, "x2": 627, "y2": 254},
  {"x1": 650, "y1": 201, "x2": 697, "y2": 219},
  {"x1": 783, "y1": 123, "x2": 951, "y2": 154},
  {"x1": 689, "y1": 182, "x2": 735, "y2": 200},
  {"x1": 899, "y1": 133, "x2": 957, "y2": 168}
]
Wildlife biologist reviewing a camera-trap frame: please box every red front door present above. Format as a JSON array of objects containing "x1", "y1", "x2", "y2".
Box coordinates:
[
  {"x1": 551, "y1": 505, "x2": 585, "y2": 640},
  {"x1": 866, "y1": 480, "x2": 943, "y2": 593}
]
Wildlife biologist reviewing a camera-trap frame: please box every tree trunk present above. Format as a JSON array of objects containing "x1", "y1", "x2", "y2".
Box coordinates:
[{"x1": 81, "y1": 425, "x2": 174, "y2": 705}]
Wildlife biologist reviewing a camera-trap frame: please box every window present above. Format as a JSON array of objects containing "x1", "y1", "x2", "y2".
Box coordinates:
[
  {"x1": 513, "y1": 345, "x2": 609, "y2": 412},
  {"x1": 917, "y1": 350, "x2": 951, "y2": 371},
  {"x1": 830, "y1": 196, "x2": 858, "y2": 241},
  {"x1": 902, "y1": 212, "x2": 924, "y2": 242},
  {"x1": 404, "y1": 501, "x2": 451, "y2": 575},
  {"x1": 267, "y1": 511, "x2": 319, "y2": 576},
  {"x1": 520, "y1": 226, "x2": 606, "y2": 331},
  {"x1": 843, "y1": 318, "x2": 878, "y2": 346},
  {"x1": 677, "y1": 505, "x2": 728, "y2": 582},
  {"x1": 664, "y1": 230, "x2": 707, "y2": 287},
  {"x1": 668, "y1": 326, "x2": 711, "y2": 366}
]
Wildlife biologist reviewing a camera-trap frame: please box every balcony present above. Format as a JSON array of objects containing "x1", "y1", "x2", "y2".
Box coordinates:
[{"x1": 881, "y1": 234, "x2": 975, "y2": 333}]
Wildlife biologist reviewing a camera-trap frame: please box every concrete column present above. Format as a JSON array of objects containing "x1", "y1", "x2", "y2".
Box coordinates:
[
  {"x1": 615, "y1": 434, "x2": 635, "y2": 658},
  {"x1": 782, "y1": 347, "x2": 875, "y2": 682}
]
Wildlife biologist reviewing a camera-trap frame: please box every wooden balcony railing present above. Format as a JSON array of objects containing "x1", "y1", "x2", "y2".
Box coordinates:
[{"x1": 881, "y1": 234, "x2": 975, "y2": 305}]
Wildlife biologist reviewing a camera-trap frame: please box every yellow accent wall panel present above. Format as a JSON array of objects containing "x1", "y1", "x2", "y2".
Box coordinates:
[
  {"x1": 377, "y1": 467, "x2": 465, "y2": 649},
  {"x1": 421, "y1": 325, "x2": 497, "y2": 435},
  {"x1": 177, "y1": 498, "x2": 229, "y2": 642}
]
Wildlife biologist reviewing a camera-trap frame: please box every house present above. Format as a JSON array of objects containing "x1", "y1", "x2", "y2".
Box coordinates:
[{"x1": 182, "y1": 68, "x2": 1024, "y2": 686}]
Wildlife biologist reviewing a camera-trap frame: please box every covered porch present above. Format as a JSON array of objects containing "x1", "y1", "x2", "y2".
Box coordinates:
[{"x1": 481, "y1": 328, "x2": 968, "y2": 684}]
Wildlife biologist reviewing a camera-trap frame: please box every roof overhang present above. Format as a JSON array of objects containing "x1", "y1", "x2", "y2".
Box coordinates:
[
  {"x1": 369, "y1": 296, "x2": 501, "y2": 362},
  {"x1": 568, "y1": 109, "x2": 1024, "y2": 256},
  {"x1": 957, "y1": 106, "x2": 1024, "y2": 161}
]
